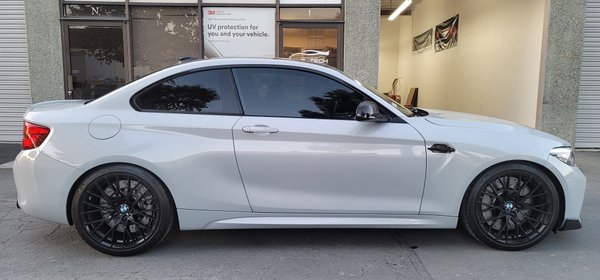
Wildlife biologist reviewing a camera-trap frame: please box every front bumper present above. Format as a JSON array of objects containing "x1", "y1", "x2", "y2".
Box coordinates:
[
  {"x1": 558, "y1": 219, "x2": 582, "y2": 231},
  {"x1": 13, "y1": 149, "x2": 80, "y2": 224},
  {"x1": 546, "y1": 156, "x2": 586, "y2": 231}
]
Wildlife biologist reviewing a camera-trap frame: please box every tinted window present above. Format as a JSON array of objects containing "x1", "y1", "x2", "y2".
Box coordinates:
[
  {"x1": 233, "y1": 68, "x2": 365, "y2": 119},
  {"x1": 133, "y1": 69, "x2": 239, "y2": 114}
]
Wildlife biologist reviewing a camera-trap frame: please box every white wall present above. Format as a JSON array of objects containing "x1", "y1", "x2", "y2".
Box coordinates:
[
  {"x1": 378, "y1": 0, "x2": 546, "y2": 127},
  {"x1": 378, "y1": 18, "x2": 401, "y2": 93}
]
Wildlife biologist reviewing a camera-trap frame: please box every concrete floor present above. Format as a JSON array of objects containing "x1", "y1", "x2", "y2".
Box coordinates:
[{"x1": 0, "y1": 152, "x2": 598, "y2": 279}]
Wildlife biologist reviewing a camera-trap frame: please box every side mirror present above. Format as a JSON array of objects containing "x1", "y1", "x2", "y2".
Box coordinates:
[{"x1": 355, "y1": 101, "x2": 389, "y2": 122}]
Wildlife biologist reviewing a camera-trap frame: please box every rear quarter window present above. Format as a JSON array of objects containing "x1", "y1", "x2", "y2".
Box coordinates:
[{"x1": 132, "y1": 69, "x2": 240, "y2": 114}]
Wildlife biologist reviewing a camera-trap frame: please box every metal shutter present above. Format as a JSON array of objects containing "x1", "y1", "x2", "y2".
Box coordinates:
[
  {"x1": 0, "y1": 0, "x2": 30, "y2": 143},
  {"x1": 577, "y1": 0, "x2": 600, "y2": 148}
]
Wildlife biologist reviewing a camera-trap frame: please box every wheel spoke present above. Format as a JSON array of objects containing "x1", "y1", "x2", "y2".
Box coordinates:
[
  {"x1": 98, "y1": 224, "x2": 118, "y2": 243},
  {"x1": 132, "y1": 190, "x2": 151, "y2": 205},
  {"x1": 84, "y1": 217, "x2": 108, "y2": 226},
  {"x1": 124, "y1": 220, "x2": 134, "y2": 245},
  {"x1": 522, "y1": 215, "x2": 548, "y2": 226},
  {"x1": 104, "y1": 176, "x2": 118, "y2": 198},
  {"x1": 517, "y1": 222, "x2": 531, "y2": 240},
  {"x1": 130, "y1": 209, "x2": 157, "y2": 215},
  {"x1": 520, "y1": 183, "x2": 542, "y2": 201},
  {"x1": 131, "y1": 220, "x2": 152, "y2": 231},
  {"x1": 110, "y1": 223, "x2": 117, "y2": 248},
  {"x1": 493, "y1": 218, "x2": 509, "y2": 239},
  {"x1": 504, "y1": 215, "x2": 510, "y2": 244},
  {"x1": 480, "y1": 216, "x2": 501, "y2": 225},
  {"x1": 133, "y1": 211, "x2": 156, "y2": 221},
  {"x1": 82, "y1": 209, "x2": 103, "y2": 215},
  {"x1": 126, "y1": 178, "x2": 133, "y2": 201},
  {"x1": 518, "y1": 176, "x2": 533, "y2": 193},
  {"x1": 529, "y1": 208, "x2": 552, "y2": 215},
  {"x1": 94, "y1": 182, "x2": 113, "y2": 201},
  {"x1": 88, "y1": 222, "x2": 104, "y2": 236},
  {"x1": 528, "y1": 192, "x2": 547, "y2": 200},
  {"x1": 82, "y1": 201, "x2": 112, "y2": 211},
  {"x1": 85, "y1": 190, "x2": 106, "y2": 201},
  {"x1": 511, "y1": 216, "x2": 520, "y2": 239},
  {"x1": 530, "y1": 201, "x2": 551, "y2": 208}
]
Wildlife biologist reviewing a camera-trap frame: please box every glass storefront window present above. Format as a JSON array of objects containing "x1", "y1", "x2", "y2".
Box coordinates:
[
  {"x1": 131, "y1": 7, "x2": 201, "y2": 79},
  {"x1": 67, "y1": 25, "x2": 126, "y2": 99},
  {"x1": 60, "y1": 1, "x2": 345, "y2": 98},
  {"x1": 282, "y1": 27, "x2": 339, "y2": 68},
  {"x1": 280, "y1": 8, "x2": 342, "y2": 21}
]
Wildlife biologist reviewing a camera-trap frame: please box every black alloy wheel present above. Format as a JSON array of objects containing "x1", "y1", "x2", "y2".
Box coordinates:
[
  {"x1": 461, "y1": 163, "x2": 560, "y2": 250},
  {"x1": 72, "y1": 165, "x2": 174, "y2": 256}
]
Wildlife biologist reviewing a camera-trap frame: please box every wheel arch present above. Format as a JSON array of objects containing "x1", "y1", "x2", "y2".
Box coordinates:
[
  {"x1": 458, "y1": 160, "x2": 565, "y2": 231},
  {"x1": 66, "y1": 162, "x2": 179, "y2": 229}
]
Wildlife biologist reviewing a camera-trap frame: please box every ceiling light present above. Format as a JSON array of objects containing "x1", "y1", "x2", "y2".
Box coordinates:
[{"x1": 388, "y1": 0, "x2": 412, "y2": 21}]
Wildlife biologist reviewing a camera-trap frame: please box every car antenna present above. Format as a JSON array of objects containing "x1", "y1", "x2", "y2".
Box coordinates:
[{"x1": 178, "y1": 56, "x2": 197, "y2": 64}]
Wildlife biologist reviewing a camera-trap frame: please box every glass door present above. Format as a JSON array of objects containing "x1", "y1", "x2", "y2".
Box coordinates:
[{"x1": 63, "y1": 22, "x2": 129, "y2": 99}]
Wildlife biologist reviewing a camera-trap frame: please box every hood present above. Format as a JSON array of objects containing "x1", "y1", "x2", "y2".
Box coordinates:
[
  {"x1": 423, "y1": 109, "x2": 518, "y2": 129},
  {"x1": 422, "y1": 108, "x2": 569, "y2": 145}
]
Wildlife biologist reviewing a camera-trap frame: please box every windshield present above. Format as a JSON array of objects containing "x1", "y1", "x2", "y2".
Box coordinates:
[{"x1": 363, "y1": 84, "x2": 415, "y2": 117}]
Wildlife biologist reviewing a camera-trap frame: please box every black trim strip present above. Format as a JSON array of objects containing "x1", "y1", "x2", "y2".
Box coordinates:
[{"x1": 558, "y1": 219, "x2": 582, "y2": 231}]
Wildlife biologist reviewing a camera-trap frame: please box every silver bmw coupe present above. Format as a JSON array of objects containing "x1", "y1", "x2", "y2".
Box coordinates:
[{"x1": 13, "y1": 58, "x2": 585, "y2": 255}]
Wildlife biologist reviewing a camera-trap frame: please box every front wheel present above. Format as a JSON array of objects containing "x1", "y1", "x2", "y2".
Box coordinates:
[
  {"x1": 72, "y1": 165, "x2": 174, "y2": 256},
  {"x1": 461, "y1": 163, "x2": 560, "y2": 250}
]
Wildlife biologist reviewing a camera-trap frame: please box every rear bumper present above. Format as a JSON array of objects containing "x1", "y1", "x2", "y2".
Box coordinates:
[{"x1": 13, "y1": 149, "x2": 80, "y2": 224}]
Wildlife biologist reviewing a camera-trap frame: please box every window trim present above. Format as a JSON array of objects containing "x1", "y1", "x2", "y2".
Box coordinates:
[{"x1": 129, "y1": 67, "x2": 243, "y2": 116}]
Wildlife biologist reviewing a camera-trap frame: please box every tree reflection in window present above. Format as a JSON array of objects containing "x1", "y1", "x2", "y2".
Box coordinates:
[
  {"x1": 134, "y1": 70, "x2": 234, "y2": 113},
  {"x1": 139, "y1": 81, "x2": 219, "y2": 112}
]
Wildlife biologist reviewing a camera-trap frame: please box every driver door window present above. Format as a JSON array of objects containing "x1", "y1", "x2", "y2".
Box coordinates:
[{"x1": 232, "y1": 67, "x2": 365, "y2": 119}]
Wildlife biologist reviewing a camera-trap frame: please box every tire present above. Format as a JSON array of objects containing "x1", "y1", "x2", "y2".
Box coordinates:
[
  {"x1": 460, "y1": 163, "x2": 560, "y2": 250},
  {"x1": 72, "y1": 165, "x2": 174, "y2": 256}
]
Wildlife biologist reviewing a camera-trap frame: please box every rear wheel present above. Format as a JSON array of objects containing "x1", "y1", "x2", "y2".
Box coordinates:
[
  {"x1": 72, "y1": 165, "x2": 173, "y2": 256},
  {"x1": 461, "y1": 163, "x2": 560, "y2": 250}
]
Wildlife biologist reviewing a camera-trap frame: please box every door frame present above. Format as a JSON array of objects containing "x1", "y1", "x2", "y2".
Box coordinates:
[
  {"x1": 278, "y1": 22, "x2": 344, "y2": 70},
  {"x1": 61, "y1": 21, "x2": 132, "y2": 99}
]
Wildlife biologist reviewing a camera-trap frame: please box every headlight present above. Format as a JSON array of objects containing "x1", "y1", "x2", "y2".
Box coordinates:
[{"x1": 550, "y1": 146, "x2": 575, "y2": 166}]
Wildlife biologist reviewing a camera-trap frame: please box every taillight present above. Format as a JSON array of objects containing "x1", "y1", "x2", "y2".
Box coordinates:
[{"x1": 22, "y1": 122, "x2": 50, "y2": 150}]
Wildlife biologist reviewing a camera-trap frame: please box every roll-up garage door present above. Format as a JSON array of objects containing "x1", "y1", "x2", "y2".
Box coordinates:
[
  {"x1": 0, "y1": 0, "x2": 31, "y2": 143},
  {"x1": 577, "y1": 0, "x2": 600, "y2": 148}
]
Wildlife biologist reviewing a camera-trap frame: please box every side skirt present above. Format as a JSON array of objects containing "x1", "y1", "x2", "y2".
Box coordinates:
[{"x1": 177, "y1": 209, "x2": 458, "y2": 230}]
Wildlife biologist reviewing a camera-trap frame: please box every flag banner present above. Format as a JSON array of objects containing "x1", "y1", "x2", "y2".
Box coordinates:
[
  {"x1": 435, "y1": 14, "x2": 459, "y2": 52},
  {"x1": 413, "y1": 28, "x2": 432, "y2": 53}
]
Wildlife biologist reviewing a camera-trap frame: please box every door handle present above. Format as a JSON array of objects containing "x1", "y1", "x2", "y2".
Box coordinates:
[{"x1": 242, "y1": 125, "x2": 279, "y2": 134}]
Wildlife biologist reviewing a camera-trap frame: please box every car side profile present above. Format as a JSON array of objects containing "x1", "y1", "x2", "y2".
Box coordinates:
[{"x1": 13, "y1": 58, "x2": 586, "y2": 256}]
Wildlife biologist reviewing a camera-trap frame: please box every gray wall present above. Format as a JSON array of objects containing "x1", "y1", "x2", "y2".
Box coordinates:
[
  {"x1": 24, "y1": 0, "x2": 64, "y2": 103},
  {"x1": 344, "y1": 0, "x2": 380, "y2": 87},
  {"x1": 538, "y1": 0, "x2": 586, "y2": 144}
]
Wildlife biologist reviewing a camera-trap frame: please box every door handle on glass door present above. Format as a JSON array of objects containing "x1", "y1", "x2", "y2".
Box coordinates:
[{"x1": 242, "y1": 125, "x2": 279, "y2": 134}]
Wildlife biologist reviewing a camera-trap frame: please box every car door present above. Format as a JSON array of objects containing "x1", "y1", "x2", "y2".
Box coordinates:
[
  {"x1": 231, "y1": 67, "x2": 426, "y2": 214},
  {"x1": 129, "y1": 68, "x2": 250, "y2": 212}
]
